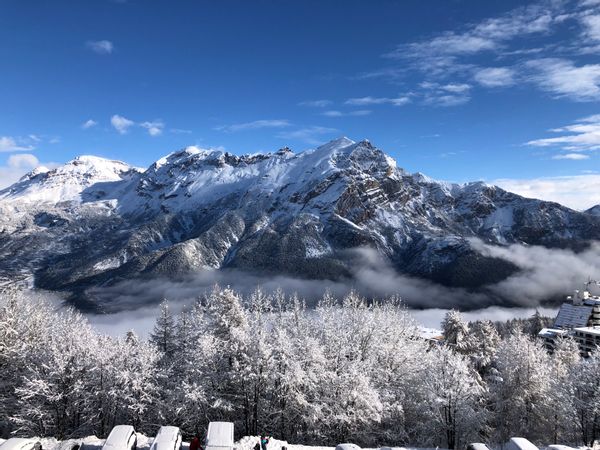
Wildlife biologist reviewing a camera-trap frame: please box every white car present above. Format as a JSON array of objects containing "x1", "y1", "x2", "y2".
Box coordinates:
[
  {"x1": 205, "y1": 422, "x2": 234, "y2": 450},
  {"x1": 0, "y1": 438, "x2": 42, "y2": 450},
  {"x1": 467, "y1": 444, "x2": 491, "y2": 450},
  {"x1": 149, "y1": 426, "x2": 182, "y2": 450},
  {"x1": 335, "y1": 444, "x2": 361, "y2": 450},
  {"x1": 0, "y1": 439, "x2": 42, "y2": 450},
  {"x1": 505, "y1": 438, "x2": 538, "y2": 450},
  {"x1": 103, "y1": 425, "x2": 137, "y2": 450}
]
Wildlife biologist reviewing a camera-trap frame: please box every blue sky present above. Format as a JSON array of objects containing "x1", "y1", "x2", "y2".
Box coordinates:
[{"x1": 2, "y1": 0, "x2": 600, "y2": 208}]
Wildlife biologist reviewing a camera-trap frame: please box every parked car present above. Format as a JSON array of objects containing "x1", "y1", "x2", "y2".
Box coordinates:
[
  {"x1": 505, "y1": 437, "x2": 538, "y2": 450},
  {"x1": 205, "y1": 422, "x2": 234, "y2": 450},
  {"x1": 0, "y1": 439, "x2": 42, "y2": 450},
  {"x1": 467, "y1": 444, "x2": 491, "y2": 450},
  {"x1": 149, "y1": 426, "x2": 182, "y2": 450},
  {"x1": 335, "y1": 444, "x2": 361, "y2": 450},
  {"x1": 103, "y1": 425, "x2": 137, "y2": 450}
]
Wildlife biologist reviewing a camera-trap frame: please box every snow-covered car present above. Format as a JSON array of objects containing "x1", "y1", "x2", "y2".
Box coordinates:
[
  {"x1": 0, "y1": 439, "x2": 42, "y2": 450},
  {"x1": 149, "y1": 426, "x2": 182, "y2": 450},
  {"x1": 505, "y1": 438, "x2": 538, "y2": 450},
  {"x1": 467, "y1": 444, "x2": 491, "y2": 450},
  {"x1": 103, "y1": 425, "x2": 137, "y2": 450},
  {"x1": 205, "y1": 422, "x2": 234, "y2": 450},
  {"x1": 335, "y1": 444, "x2": 361, "y2": 450}
]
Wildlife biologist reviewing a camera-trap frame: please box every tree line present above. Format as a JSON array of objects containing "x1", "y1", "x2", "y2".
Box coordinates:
[{"x1": 0, "y1": 286, "x2": 599, "y2": 449}]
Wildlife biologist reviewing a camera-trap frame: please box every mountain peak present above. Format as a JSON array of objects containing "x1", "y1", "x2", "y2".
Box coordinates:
[{"x1": 313, "y1": 136, "x2": 356, "y2": 154}]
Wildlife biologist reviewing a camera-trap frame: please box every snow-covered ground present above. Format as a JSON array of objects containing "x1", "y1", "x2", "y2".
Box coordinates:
[
  {"x1": 4, "y1": 434, "x2": 595, "y2": 450},
  {"x1": 5, "y1": 435, "x2": 449, "y2": 450}
]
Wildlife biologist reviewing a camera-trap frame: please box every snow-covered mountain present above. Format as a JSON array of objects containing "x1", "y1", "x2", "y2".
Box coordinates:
[{"x1": 2, "y1": 137, "x2": 600, "y2": 309}]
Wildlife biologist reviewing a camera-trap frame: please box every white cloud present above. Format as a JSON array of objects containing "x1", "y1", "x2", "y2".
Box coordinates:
[
  {"x1": 86, "y1": 40, "x2": 114, "y2": 55},
  {"x1": 552, "y1": 153, "x2": 590, "y2": 160},
  {"x1": 82, "y1": 119, "x2": 98, "y2": 129},
  {"x1": 7, "y1": 153, "x2": 39, "y2": 169},
  {"x1": 580, "y1": 13, "x2": 600, "y2": 41},
  {"x1": 420, "y1": 82, "x2": 471, "y2": 106},
  {"x1": 110, "y1": 115, "x2": 135, "y2": 134},
  {"x1": 385, "y1": 2, "x2": 559, "y2": 69},
  {"x1": 474, "y1": 67, "x2": 516, "y2": 87},
  {"x1": 441, "y1": 83, "x2": 472, "y2": 93},
  {"x1": 345, "y1": 96, "x2": 411, "y2": 106},
  {"x1": 526, "y1": 58, "x2": 600, "y2": 101},
  {"x1": 276, "y1": 126, "x2": 338, "y2": 145},
  {"x1": 0, "y1": 153, "x2": 58, "y2": 189},
  {"x1": 0, "y1": 136, "x2": 34, "y2": 152},
  {"x1": 494, "y1": 174, "x2": 600, "y2": 210},
  {"x1": 321, "y1": 110, "x2": 372, "y2": 117},
  {"x1": 526, "y1": 114, "x2": 600, "y2": 151},
  {"x1": 170, "y1": 128, "x2": 192, "y2": 134},
  {"x1": 217, "y1": 119, "x2": 291, "y2": 132},
  {"x1": 299, "y1": 100, "x2": 332, "y2": 107},
  {"x1": 140, "y1": 120, "x2": 164, "y2": 137}
]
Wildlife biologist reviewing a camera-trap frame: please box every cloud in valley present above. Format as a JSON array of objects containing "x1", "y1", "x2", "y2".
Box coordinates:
[{"x1": 74, "y1": 239, "x2": 600, "y2": 336}]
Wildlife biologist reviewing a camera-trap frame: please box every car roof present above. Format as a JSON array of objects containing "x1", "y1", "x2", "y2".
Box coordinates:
[
  {"x1": 335, "y1": 444, "x2": 361, "y2": 450},
  {"x1": 206, "y1": 422, "x2": 234, "y2": 447},
  {"x1": 105, "y1": 425, "x2": 136, "y2": 447},
  {"x1": 508, "y1": 438, "x2": 538, "y2": 450},
  {"x1": 0, "y1": 439, "x2": 38, "y2": 450},
  {"x1": 152, "y1": 427, "x2": 181, "y2": 447}
]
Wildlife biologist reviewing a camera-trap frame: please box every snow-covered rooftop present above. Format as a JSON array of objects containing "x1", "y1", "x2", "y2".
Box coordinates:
[
  {"x1": 574, "y1": 326, "x2": 600, "y2": 336},
  {"x1": 553, "y1": 303, "x2": 593, "y2": 328}
]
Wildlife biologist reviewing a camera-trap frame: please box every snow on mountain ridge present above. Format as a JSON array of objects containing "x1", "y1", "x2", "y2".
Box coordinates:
[
  {"x1": 0, "y1": 155, "x2": 139, "y2": 204},
  {"x1": 2, "y1": 137, "x2": 600, "y2": 310}
]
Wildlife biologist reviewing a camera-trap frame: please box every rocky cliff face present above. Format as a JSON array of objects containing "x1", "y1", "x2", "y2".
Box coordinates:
[{"x1": 2, "y1": 137, "x2": 599, "y2": 310}]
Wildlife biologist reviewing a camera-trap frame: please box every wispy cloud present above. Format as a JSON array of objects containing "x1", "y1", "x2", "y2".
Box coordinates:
[
  {"x1": 474, "y1": 67, "x2": 516, "y2": 87},
  {"x1": 86, "y1": 40, "x2": 114, "y2": 55},
  {"x1": 526, "y1": 114, "x2": 600, "y2": 151},
  {"x1": 360, "y1": 0, "x2": 600, "y2": 105},
  {"x1": 552, "y1": 153, "x2": 590, "y2": 160},
  {"x1": 110, "y1": 115, "x2": 164, "y2": 136},
  {"x1": 494, "y1": 174, "x2": 600, "y2": 210},
  {"x1": 345, "y1": 95, "x2": 411, "y2": 106},
  {"x1": 217, "y1": 119, "x2": 291, "y2": 132},
  {"x1": 110, "y1": 115, "x2": 135, "y2": 134},
  {"x1": 170, "y1": 128, "x2": 192, "y2": 134},
  {"x1": 321, "y1": 110, "x2": 372, "y2": 117},
  {"x1": 384, "y1": 1, "x2": 558, "y2": 75},
  {"x1": 299, "y1": 100, "x2": 332, "y2": 107},
  {"x1": 0, "y1": 136, "x2": 34, "y2": 152},
  {"x1": 276, "y1": 126, "x2": 338, "y2": 145},
  {"x1": 140, "y1": 120, "x2": 164, "y2": 136},
  {"x1": 526, "y1": 58, "x2": 600, "y2": 101},
  {"x1": 81, "y1": 119, "x2": 98, "y2": 130},
  {"x1": 420, "y1": 82, "x2": 471, "y2": 106}
]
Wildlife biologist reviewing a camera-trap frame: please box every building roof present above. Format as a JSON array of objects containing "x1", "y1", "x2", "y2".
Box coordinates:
[
  {"x1": 554, "y1": 303, "x2": 593, "y2": 328},
  {"x1": 538, "y1": 328, "x2": 568, "y2": 338},
  {"x1": 574, "y1": 326, "x2": 600, "y2": 337}
]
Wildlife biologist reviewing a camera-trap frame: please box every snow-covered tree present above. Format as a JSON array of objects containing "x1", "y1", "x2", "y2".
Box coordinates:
[
  {"x1": 442, "y1": 310, "x2": 471, "y2": 354},
  {"x1": 490, "y1": 331, "x2": 552, "y2": 444},
  {"x1": 150, "y1": 299, "x2": 176, "y2": 357},
  {"x1": 419, "y1": 346, "x2": 486, "y2": 449}
]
